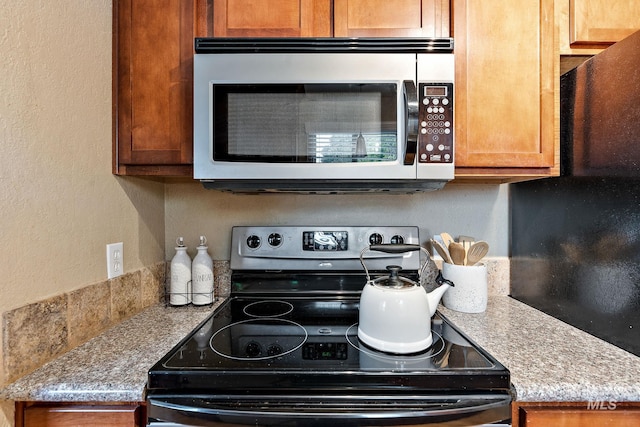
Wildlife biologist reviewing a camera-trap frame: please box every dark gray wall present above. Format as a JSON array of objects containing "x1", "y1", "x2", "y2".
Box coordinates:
[{"x1": 510, "y1": 177, "x2": 640, "y2": 356}]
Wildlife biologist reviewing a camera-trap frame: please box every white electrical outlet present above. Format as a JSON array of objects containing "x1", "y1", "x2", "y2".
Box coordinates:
[{"x1": 106, "y1": 242, "x2": 124, "y2": 279}]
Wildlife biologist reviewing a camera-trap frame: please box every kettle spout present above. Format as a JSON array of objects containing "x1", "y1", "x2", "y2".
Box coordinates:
[{"x1": 426, "y1": 271, "x2": 455, "y2": 317}]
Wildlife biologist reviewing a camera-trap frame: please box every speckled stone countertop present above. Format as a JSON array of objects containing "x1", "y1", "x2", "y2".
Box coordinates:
[
  {"x1": 439, "y1": 296, "x2": 640, "y2": 402},
  {"x1": 1, "y1": 296, "x2": 639, "y2": 403},
  {"x1": 0, "y1": 303, "x2": 218, "y2": 402}
]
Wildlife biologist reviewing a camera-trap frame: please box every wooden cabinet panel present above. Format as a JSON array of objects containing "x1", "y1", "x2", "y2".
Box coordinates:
[
  {"x1": 114, "y1": 0, "x2": 559, "y2": 180},
  {"x1": 515, "y1": 402, "x2": 640, "y2": 427},
  {"x1": 452, "y1": 0, "x2": 557, "y2": 179},
  {"x1": 213, "y1": 0, "x2": 332, "y2": 37},
  {"x1": 17, "y1": 402, "x2": 144, "y2": 427},
  {"x1": 113, "y1": 0, "x2": 194, "y2": 176},
  {"x1": 334, "y1": 0, "x2": 450, "y2": 37},
  {"x1": 570, "y1": 0, "x2": 640, "y2": 47}
]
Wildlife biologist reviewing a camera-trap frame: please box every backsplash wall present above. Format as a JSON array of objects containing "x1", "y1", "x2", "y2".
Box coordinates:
[
  {"x1": 511, "y1": 177, "x2": 640, "y2": 357},
  {"x1": 1, "y1": 263, "x2": 165, "y2": 385},
  {"x1": 164, "y1": 182, "x2": 510, "y2": 260}
]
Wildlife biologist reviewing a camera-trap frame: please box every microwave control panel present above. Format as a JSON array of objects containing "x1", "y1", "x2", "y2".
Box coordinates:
[{"x1": 417, "y1": 83, "x2": 453, "y2": 163}]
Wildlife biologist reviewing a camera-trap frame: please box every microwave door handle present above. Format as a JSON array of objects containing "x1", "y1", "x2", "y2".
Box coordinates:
[{"x1": 403, "y1": 80, "x2": 419, "y2": 165}]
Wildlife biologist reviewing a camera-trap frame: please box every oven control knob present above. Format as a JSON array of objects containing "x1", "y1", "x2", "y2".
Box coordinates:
[
  {"x1": 246, "y1": 235, "x2": 261, "y2": 249},
  {"x1": 245, "y1": 341, "x2": 262, "y2": 357},
  {"x1": 368, "y1": 233, "x2": 383, "y2": 245},
  {"x1": 268, "y1": 233, "x2": 283, "y2": 247},
  {"x1": 390, "y1": 235, "x2": 405, "y2": 244}
]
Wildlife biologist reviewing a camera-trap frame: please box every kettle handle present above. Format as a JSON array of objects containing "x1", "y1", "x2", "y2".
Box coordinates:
[{"x1": 360, "y1": 244, "x2": 430, "y2": 283}]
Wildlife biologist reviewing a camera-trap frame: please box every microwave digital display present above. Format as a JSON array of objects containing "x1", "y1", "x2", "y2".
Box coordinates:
[{"x1": 425, "y1": 86, "x2": 447, "y2": 97}]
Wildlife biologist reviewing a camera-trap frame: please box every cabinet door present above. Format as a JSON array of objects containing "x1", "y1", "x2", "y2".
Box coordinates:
[
  {"x1": 17, "y1": 402, "x2": 144, "y2": 427},
  {"x1": 516, "y1": 403, "x2": 640, "y2": 427},
  {"x1": 453, "y1": 0, "x2": 556, "y2": 179},
  {"x1": 334, "y1": 0, "x2": 450, "y2": 37},
  {"x1": 213, "y1": 0, "x2": 332, "y2": 37},
  {"x1": 113, "y1": 0, "x2": 194, "y2": 176},
  {"x1": 570, "y1": 0, "x2": 640, "y2": 47}
]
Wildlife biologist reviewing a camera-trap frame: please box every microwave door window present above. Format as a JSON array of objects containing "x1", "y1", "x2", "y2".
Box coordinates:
[
  {"x1": 226, "y1": 93, "x2": 299, "y2": 159},
  {"x1": 213, "y1": 84, "x2": 398, "y2": 163}
]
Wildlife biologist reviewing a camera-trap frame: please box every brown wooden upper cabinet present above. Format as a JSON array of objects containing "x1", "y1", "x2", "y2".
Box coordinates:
[
  {"x1": 212, "y1": 0, "x2": 332, "y2": 37},
  {"x1": 211, "y1": 0, "x2": 450, "y2": 38},
  {"x1": 113, "y1": 0, "x2": 196, "y2": 176},
  {"x1": 113, "y1": 0, "x2": 450, "y2": 176},
  {"x1": 452, "y1": 0, "x2": 557, "y2": 181},
  {"x1": 570, "y1": 0, "x2": 640, "y2": 47},
  {"x1": 333, "y1": 0, "x2": 450, "y2": 37},
  {"x1": 558, "y1": 1, "x2": 640, "y2": 56},
  {"x1": 114, "y1": 0, "x2": 557, "y2": 181}
]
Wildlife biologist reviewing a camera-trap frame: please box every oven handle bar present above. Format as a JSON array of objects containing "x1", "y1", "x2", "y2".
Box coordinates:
[{"x1": 148, "y1": 394, "x2": 511, "y2": 426}]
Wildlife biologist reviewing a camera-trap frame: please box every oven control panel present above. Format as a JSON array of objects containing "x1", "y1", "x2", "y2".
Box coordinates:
[
  {"x1": 303, "y1": 231, "x2": 348, "y2": 251},
  {"x1": 231, "y1": 226, "x2": 421, "y2": 272},
  {"x1": 302, "y1": 342, "x2": 348, "y2": 360}
]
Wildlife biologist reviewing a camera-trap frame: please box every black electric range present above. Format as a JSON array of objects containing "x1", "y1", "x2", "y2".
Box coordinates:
[{"x1": 147, "y1": 226, "x2": 511, "y2": 427}]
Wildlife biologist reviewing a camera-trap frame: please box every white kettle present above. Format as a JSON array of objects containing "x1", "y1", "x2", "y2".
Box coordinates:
[{"x1": 357, "y1": 244, "x2": 453, "y2": 354}]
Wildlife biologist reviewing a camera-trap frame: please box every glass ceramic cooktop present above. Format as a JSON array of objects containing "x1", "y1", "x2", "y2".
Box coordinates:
[{"x1": 160, "y1": 297, "x2": 495, "y2": 372}]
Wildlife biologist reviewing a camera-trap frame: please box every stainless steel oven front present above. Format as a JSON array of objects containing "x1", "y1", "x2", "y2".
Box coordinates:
[{"x1": 193, "y1": 38, "x2": 455, "y2": 193}]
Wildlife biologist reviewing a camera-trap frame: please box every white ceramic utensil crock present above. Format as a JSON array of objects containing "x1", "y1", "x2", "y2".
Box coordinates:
[{"x1": 442, "y1": 262, "x2": 488, "y2": 313}]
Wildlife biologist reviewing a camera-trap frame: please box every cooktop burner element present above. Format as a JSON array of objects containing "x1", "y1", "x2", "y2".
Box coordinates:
[
  {"x1": 210, "y1": 317, "x2": 308, "y2": 361},
  {"x1": 346, "y1": 323, "x2": 446, "y2": 364},
  {"x1": 243, "y1": 300, "x2": 294, "y2": 317},
  {"x1": 147, "y1": 226, "x2": 511, "y2": 426}
]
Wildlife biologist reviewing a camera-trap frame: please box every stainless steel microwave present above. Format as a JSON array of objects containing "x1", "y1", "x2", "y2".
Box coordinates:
[{"x1": 193, "y1": 38, "x2": 454, "y2": 193}]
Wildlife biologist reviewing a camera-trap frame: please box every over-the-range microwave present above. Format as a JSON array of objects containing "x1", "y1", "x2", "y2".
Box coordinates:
[{"x1": 193, "y1": 38, "x2": 454, "y2": 194}]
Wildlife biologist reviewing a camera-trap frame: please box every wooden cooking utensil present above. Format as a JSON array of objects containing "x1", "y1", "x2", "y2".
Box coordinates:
[
  {"x1": 448, "y1": 241, "x2": 466, "y2": 266},
  {"x1": 466, "y1": 241, "x2": 489, "y2": 265},
  {"x1": 459, "y1": 235, "x2": 474, "y2": 257},
  {"x1": 430, "y1": 239, "x2": 454, "y2": 265},
  {"x1": 440, "y1": 232, "x2": 455, "y2": 248}
]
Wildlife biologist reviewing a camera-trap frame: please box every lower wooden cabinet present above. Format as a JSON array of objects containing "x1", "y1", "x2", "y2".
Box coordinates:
[
  {"x1": 514, "y1": 402, "x2": 640, "y2": 427},
  {"x1": 16, "y1": 402, "x2": 145, "y2": 427}
]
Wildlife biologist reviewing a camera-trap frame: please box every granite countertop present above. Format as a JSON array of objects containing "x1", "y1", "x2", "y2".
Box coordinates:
[
  {"x1": 439, "y1": 297, "x2": 640, "y2": 402},
  {"x1": 1, "y1": 296, "x2": 640, "y2": 403},
  {"x1": 0, "y1": 303, "x2": 217, "y2": 402}
]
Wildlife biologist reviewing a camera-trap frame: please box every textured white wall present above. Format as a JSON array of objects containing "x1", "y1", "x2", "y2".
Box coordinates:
[
  {"x1": 164, "y1": 183, "x2": 509, "y2": 260},
  {"x1": 0, "y1": 0, "x2": 165, "y2": 408}
]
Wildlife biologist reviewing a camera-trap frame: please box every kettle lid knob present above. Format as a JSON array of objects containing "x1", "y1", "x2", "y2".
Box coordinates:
[{"x1": 386, "y1": 265, "x2": 403, "y2": 285}]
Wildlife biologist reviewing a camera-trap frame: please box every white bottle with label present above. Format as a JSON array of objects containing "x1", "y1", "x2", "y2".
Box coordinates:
[
  {"x1": 170, "y1": 237, "x2": 192, "y2": 305},
  {"x1": 192, "y1": 236, "x2": 214, "y2": 305}
]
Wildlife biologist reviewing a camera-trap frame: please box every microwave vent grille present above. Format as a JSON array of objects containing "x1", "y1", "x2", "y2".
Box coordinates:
[
  {"x1": 195, "y1": 38, "x2": 454, "y2": 54},
  {"x1": 201, "y1": 180, "x2": 447, "y2": 194}
]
